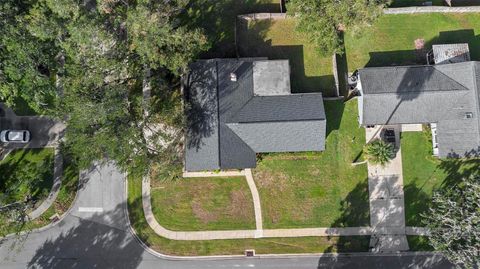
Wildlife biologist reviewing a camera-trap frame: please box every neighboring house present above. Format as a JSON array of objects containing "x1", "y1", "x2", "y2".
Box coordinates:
[
  {"x1": 184, "y1": 59, "x2": 326, "y2": 172},
  {"x1": 355, "y1": 44, "x2": 480, "y2": 158}
]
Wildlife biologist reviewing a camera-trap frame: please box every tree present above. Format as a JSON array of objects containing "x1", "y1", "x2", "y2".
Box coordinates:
[
  {"x1": 286, "y1": 0, "x2": 390, "y2": 55},
  {"x1": 20, "y1": 0, "x2": 207, "y2": 176},
  {"x1": 0, "y1": 0, "x2": 59, "y2": 115},
  {"x1": 422, "y1": 177, "x2": 480, "y2": 268},
  {"x1": 364, "y1": 139, "x2": 394, "y2": 166}
]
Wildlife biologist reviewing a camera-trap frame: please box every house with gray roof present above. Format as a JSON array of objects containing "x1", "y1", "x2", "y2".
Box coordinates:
[
  {"x1": 184, "y1": 58, "x2": 327, "y2": 172},
  {"x1": 356, "y1": 49, "x2": 480, "y2": 158}
]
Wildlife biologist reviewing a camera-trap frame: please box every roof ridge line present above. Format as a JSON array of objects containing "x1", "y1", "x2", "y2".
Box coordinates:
[
  {"x1": 470, "y1": 62, "x2": 480, "y2": 142},
  {"x1": 433, "y1": 64, "x2": 472, "y2": 92}
]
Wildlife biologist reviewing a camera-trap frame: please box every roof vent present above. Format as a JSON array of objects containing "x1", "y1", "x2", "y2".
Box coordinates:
[
  {"x1": 230, "y1": 73, "x2": 237, "y2": 82},
  {"x1": 465, "y1": 112, "x2": 473, "y2": 119}
]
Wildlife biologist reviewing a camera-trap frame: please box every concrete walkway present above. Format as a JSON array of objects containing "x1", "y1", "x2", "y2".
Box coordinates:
[
  {"x1": 27, "y1": 147, "x2": 63, "y2": 220},
  {"x1": 142, "y1": 173, "x2": 372, "y2": 240},
  {"x1": 245, "y1": 169, "x2": 263, "y2": 236},
  {"x1": 365, "y1": 125, "x2": 408, "y2": 252}
]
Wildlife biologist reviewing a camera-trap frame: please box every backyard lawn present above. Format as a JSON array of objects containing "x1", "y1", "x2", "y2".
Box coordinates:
[
  {"x1": 237, "y1": 18, "x2": 337, "y2": 96},
  {"x1": 253, "y1": 99, "x2": 369, "y2": 229},
  {"x1": 129, "y1": 174, "x2": 370, "y2": 256},
  {"x1": 0, "y1": 148, "x2": 54, "y2": 207},
  {"x1": 345, "y1": 13, "x2": 480, "y2": 72},
  {"x1": 401, "y1": 129, "x2": 480, "y2": 226},
  {"x1": 150, "y1": 175, "x2": 255, "y2": 231},
  {"x1": 181, "y1": 0, "x2": 280, "y2": 58}
]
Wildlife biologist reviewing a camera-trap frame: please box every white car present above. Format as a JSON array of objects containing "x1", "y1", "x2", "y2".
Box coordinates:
[{"x1": 0, "y1": 130, "x2": 31, "y2": 143}]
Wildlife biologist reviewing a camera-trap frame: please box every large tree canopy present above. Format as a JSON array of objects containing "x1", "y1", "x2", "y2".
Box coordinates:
[
  {"x1": 286, "y1": 0, "x2": 389, "y2": 55},
  {"x1": 422, "y1": 177, "x2": 480, "y2": 268},
  {"x1": 1, "y1": 0, "x2": 208, "y2": 176},
  {"x1": 0, "y1": 0, "x2": 59, "y2": 114}
]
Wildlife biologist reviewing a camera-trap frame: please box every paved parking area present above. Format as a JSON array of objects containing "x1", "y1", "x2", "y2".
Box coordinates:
[{"x1": 0, "y1": 104, "x2": 65, "y2": 149}]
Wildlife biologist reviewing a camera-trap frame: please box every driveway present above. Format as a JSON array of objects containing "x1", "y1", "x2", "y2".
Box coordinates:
[
  {"x1": 0, "y1": 104, "x2": 65, "y2": 150},
  {"x1": 0, "y1": 161, "x2": 454, "y2": 269}
]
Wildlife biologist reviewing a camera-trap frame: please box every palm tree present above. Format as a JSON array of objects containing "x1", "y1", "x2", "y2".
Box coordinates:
[{"x1": 364, "y1": 139, "x2": 395, "y2": 166}]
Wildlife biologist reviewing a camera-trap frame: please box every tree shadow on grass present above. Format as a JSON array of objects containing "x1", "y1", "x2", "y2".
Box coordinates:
[
  {"x1": 181, "y1": 0, "x2": 281, "y2": 58},
  {"x1": 236, "y1": 18, "x2": 337, "y2": 96},
  {"x1": 404, "y1": 182, "x2": 433, "y2": 226},
  {"x1": 404, "y1": 157, "x2": 480, "y2": 226},
  {"x1": 331, "y1": 180, "x2": 370, "y2": 228},
  {"x1": 316, "y1": 180, "x2": 371, "y2": 255}
]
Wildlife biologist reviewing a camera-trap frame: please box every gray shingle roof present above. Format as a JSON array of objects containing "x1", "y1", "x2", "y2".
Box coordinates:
[
  {"x1": 184, "y1": 60, "x2": 220, "y2": 171},
  {"x1": 185, "y1": 59, "x2": 326, "y2": 171},
  {"x1": 358, "y1": 61, "x2": 480, "y2": 158},
  {"x1": 231, "y1": 94, "x2": 326, "y2": 123}
]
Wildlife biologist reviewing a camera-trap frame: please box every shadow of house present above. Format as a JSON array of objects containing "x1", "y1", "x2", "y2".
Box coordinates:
[
  {"x1": 324, "y1": 100, "x2": 344, "y2": 138},
  {"x1": 180, "y1": 0, "x2": 281, "y2": 58},
  {"x1": 236, "y1": 18, "x2": 336, "y2": 95},
  {"x1": 365, "y1": 29, "x2": 480, "y2": 68}
]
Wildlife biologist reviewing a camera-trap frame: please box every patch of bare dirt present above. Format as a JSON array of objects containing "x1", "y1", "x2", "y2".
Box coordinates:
[
  {"x1": 254, "y1": 170, "x2": 289, "y2": 192},
  {"x1": 191, "y1": 199, "x2": 218, "y2": 224},
  {"x1": 291, "y1": 199, "x2": 314, "y2": 222},
  {"x1": 227, "y1": 190, "x2": 252, "y2": 220}
]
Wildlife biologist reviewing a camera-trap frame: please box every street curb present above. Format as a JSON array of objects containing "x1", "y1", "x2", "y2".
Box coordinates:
[
  {"x1": 0, "y1": 163, "x2": 81, "y2": 241},
  {"x1": 124, "y1": 177, "x2": 444, "y2": 261}
]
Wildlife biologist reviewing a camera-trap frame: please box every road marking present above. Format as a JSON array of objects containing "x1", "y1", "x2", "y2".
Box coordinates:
[{"x1": 78, "y1": 207, "x2": 103, "y2": 212}]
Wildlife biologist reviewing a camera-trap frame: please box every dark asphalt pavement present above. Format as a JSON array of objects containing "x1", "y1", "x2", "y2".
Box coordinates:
[{"x1": 0, "y1": 163, "x2": 455, "y2": 269}]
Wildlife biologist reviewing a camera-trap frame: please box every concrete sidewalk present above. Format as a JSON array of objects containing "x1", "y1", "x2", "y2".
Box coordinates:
[{"x1": 27, "y1": 147, "x2": 63, "y2": 220}]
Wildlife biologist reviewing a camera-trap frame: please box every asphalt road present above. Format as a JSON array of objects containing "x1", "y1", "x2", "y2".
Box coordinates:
[{"x1": 0, "y1": 163, "x2": 454, "y2": 269}]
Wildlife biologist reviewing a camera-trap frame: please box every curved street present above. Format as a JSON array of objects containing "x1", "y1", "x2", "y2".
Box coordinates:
[{"x1": 0, "y1": 163, "x2": 454, "y2": 269}]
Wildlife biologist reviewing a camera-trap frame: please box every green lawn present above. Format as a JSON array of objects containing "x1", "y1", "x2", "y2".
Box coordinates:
[
  {"x1": 0, "y1": 148, "x2": 79, "y2": 236},
  {"x1": 237, "y1": 18, "x2": 336, "y2": 96},
  {"x1": 401, "y1": 130, "x2": 480, "y2": 226},
  {"x1": 128, "y1": 174, "x2": 370, "y2": 256},
  {"x1": 407, "y1": 235, "x2": 434, "y2": 251},
  {"x1": 151, "y1": 176, "x2": 255, "y2": 231},
  {"x1": 0, "y1": 148, "x2": 54, "y2": 206},
  {"x1": 181, "y1": 0, "x2": 280, "y2": 58},
  {"x1": 253, "y1": 99, "x2": 369, "y2": 229},
  {"x1": 345, "y1": 13, "x2": 480, "y2": 72}
]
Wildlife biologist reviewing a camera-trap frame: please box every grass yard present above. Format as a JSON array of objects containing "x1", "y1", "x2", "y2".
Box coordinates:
[
  {"x1": 128, "y1": 174, "x2": 370, "y2": 256},
  {"x1": 0, "y1": 148, "x2": 79, "y2": 236},
  {"x1": 150, "y1": 176, "x2": 255, "y2": 231},
  {"x1": 407, "y1": 236, "x2": 434, "y2": 251},
  {"x1": 345, "y1": 13, "x2": 480, "y2": 72},
  {"x1": 0, "y1": 148, "x2": 54, "y2": 206},
  {"x1": 237, "y1": 18, "x2": 336, "y2": 96},
  {"x1": 401, "y1": 130, "x2": 480, "y2": 226},
  {"x1": 181, "y1": 0, "x2": 280, "y2": 58},
  {"x1": 253, "y1": 99, "x2": 369, "y2": 229}
]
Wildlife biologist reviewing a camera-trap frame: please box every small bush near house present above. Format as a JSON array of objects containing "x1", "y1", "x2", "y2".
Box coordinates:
[{"x1": 364, "y1": 139, "x2": 395, "y2": 166}]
